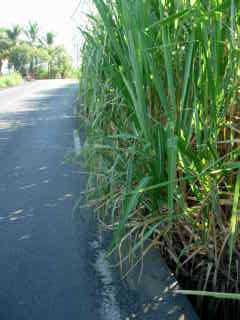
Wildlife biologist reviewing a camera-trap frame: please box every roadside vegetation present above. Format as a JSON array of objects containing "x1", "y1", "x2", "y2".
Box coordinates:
[
  {"x1": 0, "y1": 72, "x2": 22, "y2": 88},
  {"x1": 0, "y1": 23, "x2": 74, "y2": 84},
  {"x1": 79, "y1": 0, "x2": 240, "y2": 318}
]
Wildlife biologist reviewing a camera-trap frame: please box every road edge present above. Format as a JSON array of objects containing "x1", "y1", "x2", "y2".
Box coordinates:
[
  {"x1": 73, "y1": 102, "x2": 199, "y2": 320},
  {"x1": 111, "y1": 239, "x2": 199, "y2": 319}
]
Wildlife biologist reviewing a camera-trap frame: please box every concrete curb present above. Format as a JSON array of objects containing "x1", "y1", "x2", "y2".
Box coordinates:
[
  {"x1": 73, "y1": 100, "x2": 82, "y2": 156},
  {"x1": 73, "y1": 102, "x2": 199, "y2": 320},
  {"x1": 73, "y1": 129, "x2": 81, "y2": 155}
]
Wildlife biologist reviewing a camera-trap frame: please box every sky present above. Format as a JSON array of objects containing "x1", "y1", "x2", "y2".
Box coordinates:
[{"x1": 0, "y1": 0, "x2": 90, "y2": 62}]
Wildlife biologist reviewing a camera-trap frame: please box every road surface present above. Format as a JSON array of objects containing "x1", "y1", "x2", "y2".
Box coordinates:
[{"x1": 0, "y1": 80, "x2": 101, "y2": 320}]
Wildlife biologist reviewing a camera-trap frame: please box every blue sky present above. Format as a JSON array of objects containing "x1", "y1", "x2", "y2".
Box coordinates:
[{"x1": 0, "y1": 0, "x2": 85, "y2": 58}]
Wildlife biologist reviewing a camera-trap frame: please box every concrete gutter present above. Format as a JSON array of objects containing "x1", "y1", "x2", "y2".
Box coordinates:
[
  {"x1": 112, "y1": 240, "x2": 199, "y2": 320},
  {"x1": 73, "y1": 102, "x2": 199, "y2": 320}
]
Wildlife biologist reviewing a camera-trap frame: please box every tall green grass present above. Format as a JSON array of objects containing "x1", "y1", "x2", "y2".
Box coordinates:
[{"x1": 79, "y1": 0, "x2": 240, "y2": 315}]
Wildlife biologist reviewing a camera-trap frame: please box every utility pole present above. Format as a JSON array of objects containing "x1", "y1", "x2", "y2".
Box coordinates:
[{"x1": 71, "y1": 0, "x2": 94, "y2": 67}]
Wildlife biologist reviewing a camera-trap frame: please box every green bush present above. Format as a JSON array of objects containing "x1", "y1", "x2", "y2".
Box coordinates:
[
  {"x1": 0, "y1": 72, "x2": 23, "y2": 88},
  {"x1": 35, "y1": 67, "x2": 48, "y2": 80},
  {"x1": 80, "y1": 0, "x2": 240, "y2": 315},
  {"x1": 65, "y1": 67, "x2": 80, "y2": 79},
  {"x1": 8, "y1": 43, "x2": 33, "y2": 76},
  {"x1": 48, "y1": 45, "x2": 73, "y2": 79}
]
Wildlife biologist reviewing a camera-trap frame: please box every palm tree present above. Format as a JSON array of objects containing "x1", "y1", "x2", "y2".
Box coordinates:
[
  {"x1": 25, "y1": 22, "x2": 39, "y2": 45},
  {"x1": 39, "y1": 32, "x2": 55, "y2": 49},
  {"x1": 24, "y1": 22, "x2": 40, "y2": 75},
  {"x1": 39, "y1": 32, "x2": 55, "y2": 78},
  {"x1": 6, "y1": 25, "x2": 21, "y2": 45},
  {"x1": 46, "y1": 32, "x2": 55, "y2": 47}
]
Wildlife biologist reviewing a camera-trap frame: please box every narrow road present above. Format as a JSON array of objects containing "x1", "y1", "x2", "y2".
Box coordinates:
[{"x1": 0, "y1": 80, "x2": 100, "y2": 319}]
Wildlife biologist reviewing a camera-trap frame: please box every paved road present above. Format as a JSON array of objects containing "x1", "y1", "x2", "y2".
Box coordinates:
[{"x1": 0, "y1": 80, "x2": 101, "y2": 319}]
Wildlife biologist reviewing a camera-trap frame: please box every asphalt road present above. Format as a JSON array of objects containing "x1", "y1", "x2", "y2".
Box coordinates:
[{"x1": 0, "y1": 80, "x2": 101, "y2": 320}]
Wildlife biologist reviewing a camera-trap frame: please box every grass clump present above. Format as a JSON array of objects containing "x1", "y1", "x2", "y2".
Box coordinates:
[
  {"x1": 0, "y1": 72, "x2": 23, "y2": 88},
  {"x1": 79, "y1": 0, "x2": 240, "y2": 316}
]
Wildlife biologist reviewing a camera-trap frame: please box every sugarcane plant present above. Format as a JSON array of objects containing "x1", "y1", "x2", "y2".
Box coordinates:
[{"x1": 79, "y1": 0, "x2": 240, "y2": 316}]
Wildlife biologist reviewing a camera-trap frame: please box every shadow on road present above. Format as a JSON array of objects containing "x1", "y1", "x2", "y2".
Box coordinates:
[{"x1": 0, "y1": 81, "x2": 99, "y2": 320}]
